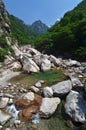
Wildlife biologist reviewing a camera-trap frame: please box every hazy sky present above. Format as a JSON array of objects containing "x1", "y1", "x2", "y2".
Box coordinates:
[{"x1": 3, "y1": 0, "x2": 82, "y2": 26}]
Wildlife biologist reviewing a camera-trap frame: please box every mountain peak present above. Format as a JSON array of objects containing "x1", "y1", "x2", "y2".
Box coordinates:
[{"x1": 31, "y1": 20, "x2": 48, "y2": 36}]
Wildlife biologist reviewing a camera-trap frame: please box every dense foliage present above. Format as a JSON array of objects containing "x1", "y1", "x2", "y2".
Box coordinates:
[
  {"x1": 35, "y1": 0, "x2": 86, "y2": 58},
  {"x1": 9, "y1": 15, "x2": 35, "y2": 45},
  {"x1": 9, "y1": 15, "x2": 48, "y2": 45}
]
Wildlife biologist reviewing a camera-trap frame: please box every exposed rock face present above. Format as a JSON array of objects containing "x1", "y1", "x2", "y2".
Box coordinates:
[
  {"x1": 0, "y1": 0, "x2": 17, "y2": 51},
  {"x1": 51, "y1": 80, "x2": 72, "y2": 96},
  {"x1": 65, "y1": 90, "x2": 86, "y2": 123},
  {"x1": 21, "y1": 56, "x2": 40, "y2": 73},
  {"x1": 40, "y1": 97, "x2": 60, "y2": 118},
  {"x1": 0, "y1": 0, "x2": 10, "y2": 35},
  {"x1": 31, "y1": 20, "x2": 48, "y2": 36}
]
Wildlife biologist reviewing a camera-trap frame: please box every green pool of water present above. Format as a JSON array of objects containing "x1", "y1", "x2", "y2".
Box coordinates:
[{"x1": 9, "y1": 69, "x2": 66, "y2": 88}]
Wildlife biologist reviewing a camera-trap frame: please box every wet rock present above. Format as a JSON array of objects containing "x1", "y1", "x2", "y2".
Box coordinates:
[
  {"x1": 51, "y1": 80, "x2": 72, "y2": 96},
  {"x1": 14, "y1": 120, "x2": 22, "y2": 128},
  {"x1": 18, "y1": 105, "x2": 39, "y2": 122},
  {"x1": 35, "y1": 81, "x2": 42, "y2": 88},
  {"x1": 0, "y1": 97, "x2": 9, "y2": 108},
  {"x1": 40, "y1": 97, "x2": 60, "y2": 118},
  {"x1": 17, "y1": 94, "x2": 42, "y2": 122},
  {"x1": 39, "y1": 80, "x2": 45, "y2": 84},
  {"x1": 0, "y1": 110, "x2": 12, "y2": 125},
  {"x1": 42, "y1": 87, "x2": 53, "y2": 97},
  {"x1": 6, "y1": 104, "x2": 19, "y2": 119},
  {"x1": 30, "y1": 86, "x2": 40, "y2": 93},
  {"x1": 65, "y1": 90, "x2": 86, "y2": 123},
  {"x1": 8, "y1": 98, "x2": 13, "y2": 105}
]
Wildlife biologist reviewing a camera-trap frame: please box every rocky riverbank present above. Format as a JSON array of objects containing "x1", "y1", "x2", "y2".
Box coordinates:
[{"x1": 0, "y1": 45, "x2": 85, "y2": 130}]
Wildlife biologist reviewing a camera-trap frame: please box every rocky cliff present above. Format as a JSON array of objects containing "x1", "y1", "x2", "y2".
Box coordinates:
[{"x1": 0, "y1": 0, "x2": 17, "y2": 61}]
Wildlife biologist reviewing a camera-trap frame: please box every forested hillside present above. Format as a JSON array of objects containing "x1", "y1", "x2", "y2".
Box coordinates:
[
  {"x1": 9, "y1": 15, "x2": 48, "y2": 45},
  {"x1": 35, "y1": 0, "x2": 86, "y2": 59},
  {"x1": 9, "y1": 15, "x2": 35, "y2": 45}
]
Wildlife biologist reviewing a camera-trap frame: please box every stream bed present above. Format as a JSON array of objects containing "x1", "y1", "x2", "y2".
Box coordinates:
[{"x1": 2, "y1": 69, "x2": 85, "y2": 130}]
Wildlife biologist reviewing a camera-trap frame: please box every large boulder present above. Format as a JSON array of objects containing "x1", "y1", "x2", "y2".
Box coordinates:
[
  {"x1": 40, "y1": 97, "x2": 60, "y2": 118},
  {"x1": 40, "y1": 55, "x2": 51, "y2": 71},
  {"x1": 49, "y1": 55, "x2": 62, "y2": 66},
  {"x1": 33, "y1": 54, "x2": 41, "y2": 66},
  {"x1": 65, "y1": 90, "x2": 86, "y2": 123},
  {"x1": 51, "y1": 80, "x2": 72, "y2": 96},
  {"x1": 70, "y1": 77, "x2": 83, "y2": 88},
  {"x1": 21, "y1": 56, "x2": 40, "y2": 73},
  {"x1": 42, "y1": 87, "x2": 53, "y2": 97}
]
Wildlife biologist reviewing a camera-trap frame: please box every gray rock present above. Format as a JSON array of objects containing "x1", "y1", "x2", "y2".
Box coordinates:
[
  {"x1": 30, "y1": 86, "x2": 40, "y2": 93},
  {"x1": 0, "y1": 97, "x2": 9, "y2": 109},
  {"x1": 0, "y1": 110, "x2": 12, "y2": 125},
  {"x1": 51, "y1": 80, "x2": 72, "y2": 96},
  {"x1": 21, "y1": 56, "x2": 40, "y2": 73},
  {"x1": 35, "y1": 81, "x2": 42, "y2": 88},
  {"x1": 23, "y1": 92, "x2": 35, "y2": 101},
  {"x1": 42, "y1": 87, "x2": 53, "y2": 97},
  {"x1": 14, "y1": 120, "x2": 21, "y2": 128},
  {"x1": 70, "y1": 77, "x2": 83, "y2": 87},
  {"x1": 49, "y1": 55, "x2": 62, "y2": 66},
  {"x1": 40, "y1": 97, "x2": 60, "y2": 118},
  {"x1": 65, "y1": 90, "x2": 86, "y2": 123},
  {"x1": 65, "y1": 59, "x2": 81, "y2": 67},
  {"x1": 33, "y1": 54, "x2": 41, "y2": 66},
  {"x1": 4, "y1": 94, "x2": 14, "y2": 98},
  {"x1": 41, "y1": 55, "x2": 51, "y2": 71}
]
